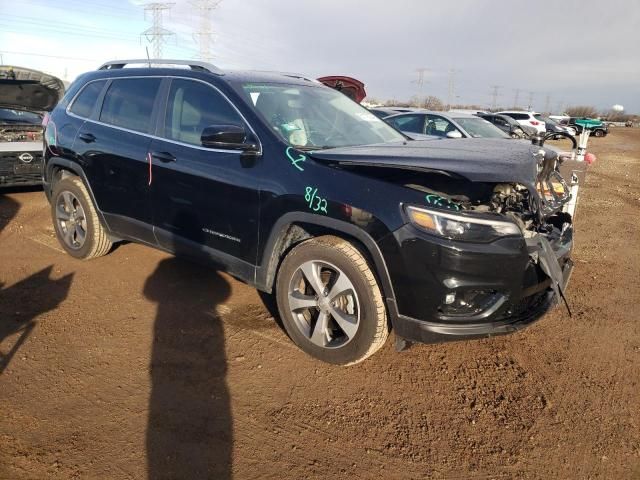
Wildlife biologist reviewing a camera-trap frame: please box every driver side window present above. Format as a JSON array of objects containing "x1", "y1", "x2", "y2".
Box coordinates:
[{"x1": 164, "y1": 79, "x2": 243, "y2": 146}]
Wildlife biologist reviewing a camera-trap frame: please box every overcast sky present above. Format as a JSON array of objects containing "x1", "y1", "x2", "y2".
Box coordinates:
[{"x1": 1, "y1": 0, "x2": 638, "y2": 112}]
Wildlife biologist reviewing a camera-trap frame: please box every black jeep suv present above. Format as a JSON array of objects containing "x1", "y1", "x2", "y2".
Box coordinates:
[{"x1": 43, "y1": 59, "x2": 574, "y2": 365}]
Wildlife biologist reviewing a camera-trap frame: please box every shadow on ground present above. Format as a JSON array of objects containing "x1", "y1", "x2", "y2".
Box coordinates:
[
  {"x1": 0, "y1": 266, "x2": 74, "y2": 374},
  {"x1": 0, "y1": 193, "x2": 20, "y2": 234},
  {"x1": 144, "y1": 256, "x2": 233, "y2": 480}
]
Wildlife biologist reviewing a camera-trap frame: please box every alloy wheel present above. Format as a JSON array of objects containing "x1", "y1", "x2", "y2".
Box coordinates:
[
  {"x1": 287, "y1": 260, "x2": 360, "y2": 349},
  {"x1": 55, "y1": 191, "x2": 87, "y2": 250}
]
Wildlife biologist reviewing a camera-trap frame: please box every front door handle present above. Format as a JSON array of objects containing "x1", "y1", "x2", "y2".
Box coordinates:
[
  {"x1": 150, "y1": 151, "x2": 176, "y2": 163},
  {"x1": 78, "y1": 132, "x2": 96, "y2": 143}
]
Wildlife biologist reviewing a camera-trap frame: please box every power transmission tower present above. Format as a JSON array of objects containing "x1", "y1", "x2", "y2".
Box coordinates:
[
  {"x1": 412, "y1": 67, "x2": 429, "y2": 92},
  {"x1": 513, "y1": 88, "x2": 520, "y2": 108},
  {"x1": 544, "y1": 94, "x2": 551, "y2": 114},
  {"x1": 447, "y1": 68, "x2": 458, "y2": 109},
  {"x1": 141, "y1": 2, "x2": 175, "y2": 59},
  {"x1": 191, "y1": 0, "x2": 222, "y2": 63},
  {"x1": 490, "y1": 85, "x2": 502, "y2": 110},
  {"x1": 527, "y1": 91, "x2": 535, "y2": 110}
]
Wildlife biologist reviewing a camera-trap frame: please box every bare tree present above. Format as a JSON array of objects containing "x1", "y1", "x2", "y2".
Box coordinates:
[
  {"x1": 565, "y1": 105, "x2": 599, "y2": 118},
  {"x1": 407, "y1": 95, "x2": 445, "y2": 110}
]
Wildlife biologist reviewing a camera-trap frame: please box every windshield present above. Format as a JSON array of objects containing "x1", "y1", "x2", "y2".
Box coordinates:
[
  {"x1": 0, "y1": 108, "x2": 42, "y2": 125},
  {"x1": 237, "y1": 82, "x2": 405, "y2": 149},
  {"x1": 453, "y1": 117, "x2": 509, "y2": 139}
]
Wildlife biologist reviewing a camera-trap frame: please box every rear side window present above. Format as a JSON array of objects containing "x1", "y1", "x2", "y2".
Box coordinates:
[
  {"x1": 504, "y1": 112, "x2": 529, "y2": 120},
  {"x1": 164, "y1": 79, "x2": 243, "y2": 146},
  {"x1": 387, "y1": 115, "x2": 423, "y2": 134},
  {"x1": 99, "y1": 78, "x2": 161, "y2": 133},
  {"x1": 69, "y1": 80, "x2": 106, "y2": 118}
]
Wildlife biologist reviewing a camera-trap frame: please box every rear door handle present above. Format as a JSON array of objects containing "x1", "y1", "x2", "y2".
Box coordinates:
[
  {"x1": 150, "y1": 151, "x2": 176, "y2": 163},
  {"x1": 78, "y1": 132, "x2": 96, "y2": 143}
]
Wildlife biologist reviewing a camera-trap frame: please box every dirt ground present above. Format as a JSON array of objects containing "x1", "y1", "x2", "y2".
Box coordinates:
[{"x1": 1, "y1": 129, "x2": 639, "y2": 479}]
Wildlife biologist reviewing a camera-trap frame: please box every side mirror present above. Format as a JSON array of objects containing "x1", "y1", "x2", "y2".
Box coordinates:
[
  {"x1": 445, "y1": 130, "x2": 463, "y2": 139},
  {"x1": 201, "y1": 124, "x2": 258, "y2": 151}
]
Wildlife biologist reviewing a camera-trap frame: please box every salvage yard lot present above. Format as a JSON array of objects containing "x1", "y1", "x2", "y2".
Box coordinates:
[{"x1": 1, "y1": 130, "x2": 639, "y2": 479}]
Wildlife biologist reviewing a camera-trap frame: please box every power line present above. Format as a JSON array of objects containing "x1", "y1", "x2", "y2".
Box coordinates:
[
  {"x1": 190, "y1": 0, "x2": 222, "y2": 63},
  {"x1": 141, "y1": 3, "x2": 175, "y2": 59},
  {"x1": 0, "y1": 50, "x2": 96, "y2": 62}
]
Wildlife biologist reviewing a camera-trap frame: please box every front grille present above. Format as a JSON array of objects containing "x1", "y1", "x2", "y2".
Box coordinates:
[
  {"x1": 503, "y1": 291, "x2": 549, "y2": 319},
  {"x1": 0, "y1": 150, "x2": 43, "y2": 185},
  {"x1": 0, "y1": 172, "x2": 42, "y2": 185}
]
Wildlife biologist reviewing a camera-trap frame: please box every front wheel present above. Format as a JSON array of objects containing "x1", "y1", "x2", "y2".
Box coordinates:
[
  {"x1": 276, "y1": 236, "x2": 389, "y2": 365},
  {"x1": 593, "y1": 129, "x2": 605, "y2": 137}
]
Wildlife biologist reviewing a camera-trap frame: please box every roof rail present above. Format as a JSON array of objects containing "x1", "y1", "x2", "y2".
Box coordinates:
[{"x1": 98, "y1": 59, "x2": 224, "y2": 75}]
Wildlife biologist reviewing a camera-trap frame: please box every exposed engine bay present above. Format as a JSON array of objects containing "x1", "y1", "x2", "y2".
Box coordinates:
[{"x1": 0, "y1": 125, "x2": 43, "y2": 143}]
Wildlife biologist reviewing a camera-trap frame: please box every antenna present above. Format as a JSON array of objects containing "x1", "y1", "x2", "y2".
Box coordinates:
[
  {"x1": 140, "y1": 2, "x2": 175, "y2": 59},
  {"x1": 145, "y1": 46, "x2": 151, "y2": 67}
]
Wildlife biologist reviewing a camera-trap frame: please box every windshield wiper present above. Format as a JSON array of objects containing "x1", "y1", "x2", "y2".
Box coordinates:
[{"x1": 293, "y1": 145, "x2": 335, "y2": 152}]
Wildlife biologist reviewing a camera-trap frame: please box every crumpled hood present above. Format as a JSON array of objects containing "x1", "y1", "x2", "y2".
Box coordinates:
[
  {"x1": 0, "y1": 66, "x2": 65, "y2": 112},
  {"x1": 309, "y1": 138, "x2": 542, "y2": 183}
]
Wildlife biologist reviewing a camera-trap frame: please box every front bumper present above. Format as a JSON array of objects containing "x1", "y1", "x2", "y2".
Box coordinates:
[
  {"x1": 379, "y1": 222, "x2": 573, "y2": 344},
  {"x1": 392, "y1": 258, "x2": 572, "y2": 344}
]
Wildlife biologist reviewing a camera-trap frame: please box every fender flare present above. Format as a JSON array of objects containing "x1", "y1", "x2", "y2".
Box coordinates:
[
  {"x1": 255, "y1": 212, "x2": 400, "y2": 324},
  {"x1": 45, "y1": 157, "x2": 109, "y2": 230}
]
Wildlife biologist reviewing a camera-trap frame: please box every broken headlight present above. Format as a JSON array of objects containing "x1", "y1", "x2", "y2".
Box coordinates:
[{"x1": 406, "y1": 205, "x2": 522, "y2": 243}]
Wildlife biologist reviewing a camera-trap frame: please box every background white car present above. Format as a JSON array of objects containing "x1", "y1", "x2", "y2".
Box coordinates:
[{"x1": 497, "y1": 110, "x2": 546, "y2": 134}]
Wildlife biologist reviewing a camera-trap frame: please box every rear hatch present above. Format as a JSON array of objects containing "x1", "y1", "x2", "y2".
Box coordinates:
[
  {"x1": 317, "y1": 76, "x2": 366, "y2": 103},
  {"x1": 0, "y1": 66, "x2": 65, "y2": 112}
]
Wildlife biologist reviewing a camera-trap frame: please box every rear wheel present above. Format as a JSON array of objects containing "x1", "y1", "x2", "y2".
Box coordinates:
[
  {"x1": 276, "y1": 236, "x2": 388, "y2": 365},
  {"x1": 51, "y1": 176, "x2": 112, "y2": 259},
  {"x1": 593, "y1": 129, "x2": 605, "y2": 137}
]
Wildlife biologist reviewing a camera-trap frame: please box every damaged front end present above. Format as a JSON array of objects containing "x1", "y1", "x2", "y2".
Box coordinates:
[
  {"x1": 401, "y1": 145, "x2": 574, "y2": 319},
  {"x1": 310, "y1": 138, "x2": 575, "y2": 342}
]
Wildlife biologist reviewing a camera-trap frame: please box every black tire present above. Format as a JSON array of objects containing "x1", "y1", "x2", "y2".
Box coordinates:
[
  {"x1": 275, "y1": 235, "x2": 388, "y2": 365},
  {"x1": 593, "y1": 129, "x2": 605, "y2": 137},
  {"x1": 51, "y1": 175, "x2": 112, "y2": 259}
]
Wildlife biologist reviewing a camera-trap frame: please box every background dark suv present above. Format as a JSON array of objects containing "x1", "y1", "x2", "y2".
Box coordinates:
[{"x1": 43, "y1": 60, "x2": 574, "y2": 365}]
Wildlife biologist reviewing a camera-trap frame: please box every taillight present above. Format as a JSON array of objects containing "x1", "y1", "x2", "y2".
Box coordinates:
[
  {"x1": 530, "y1": 120, "x2": 540, "y2": 126},
  {"x1": 42, "y1": 112, "x2": 50, "y2": 127}
]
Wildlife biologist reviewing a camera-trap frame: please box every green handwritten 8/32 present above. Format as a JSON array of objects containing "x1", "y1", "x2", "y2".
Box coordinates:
[{"x1": 305, "y1": 187, "x2": 328, "y2": 214}]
